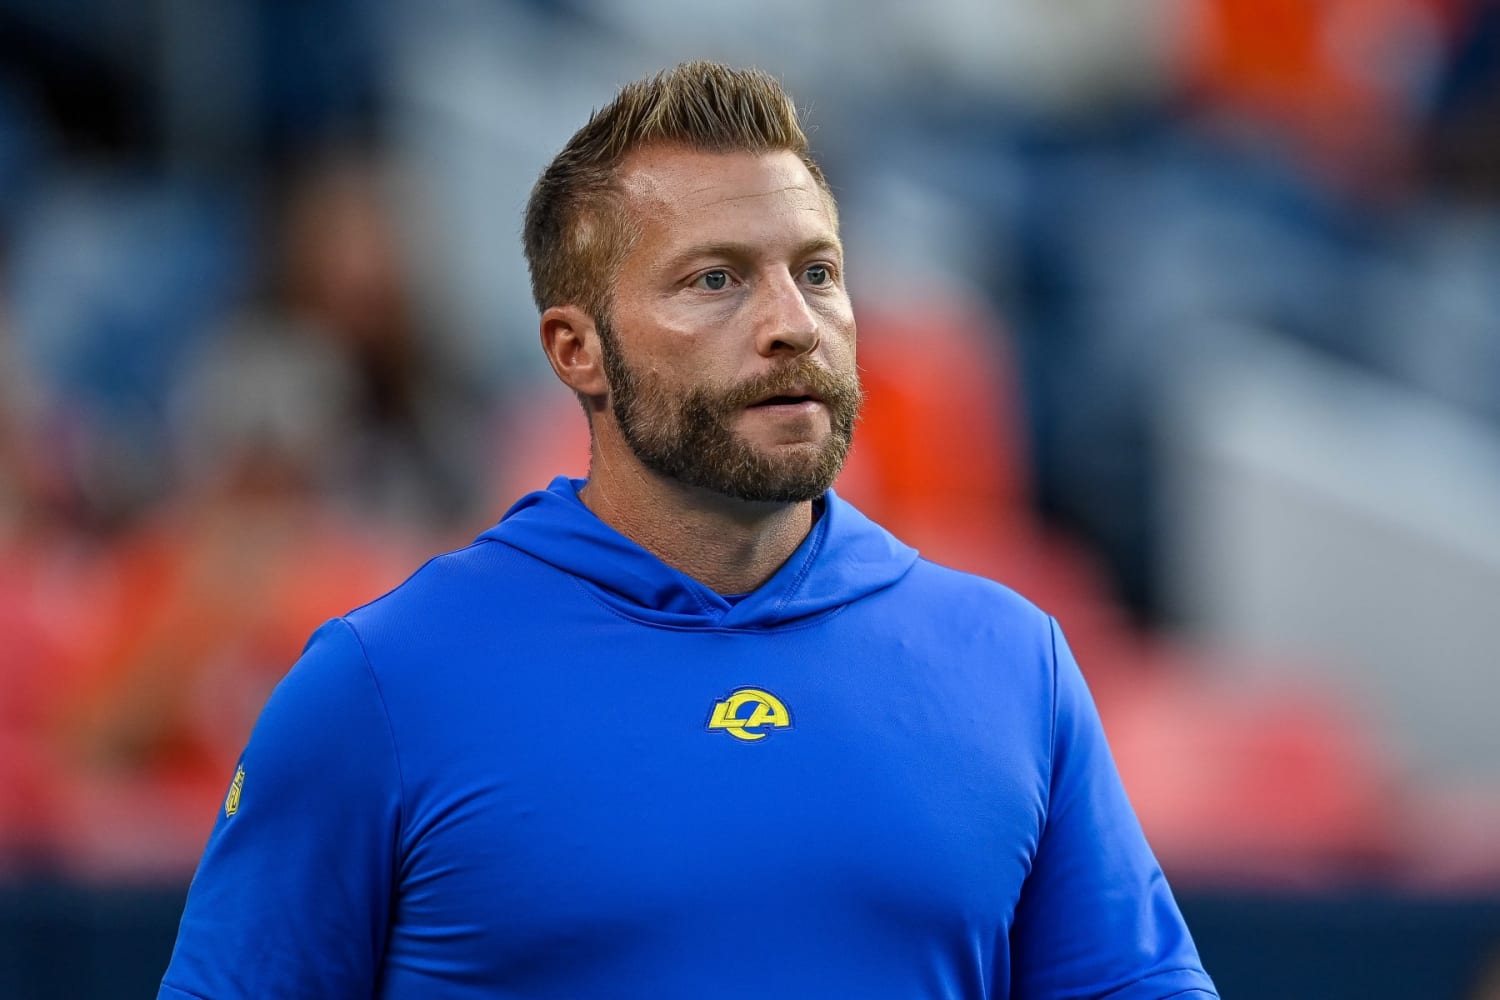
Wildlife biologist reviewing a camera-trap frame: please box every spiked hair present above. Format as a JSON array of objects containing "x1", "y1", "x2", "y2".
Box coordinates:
[{"x1": 522, "y1": 61, "x2": 833, "y2": 322}]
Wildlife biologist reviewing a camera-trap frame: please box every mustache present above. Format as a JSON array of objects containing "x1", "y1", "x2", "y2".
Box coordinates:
[{"x1": 716, "y1": 360, "x2": 863, "y2": 412}]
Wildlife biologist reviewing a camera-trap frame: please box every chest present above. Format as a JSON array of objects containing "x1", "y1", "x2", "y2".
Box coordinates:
[{"x1": 379, "y1": 617, "x2": 1050, "y2": 993}]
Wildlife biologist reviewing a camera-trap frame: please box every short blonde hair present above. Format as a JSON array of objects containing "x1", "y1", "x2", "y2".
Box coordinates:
[{"x1": 523, "y1": 61, "x2": 834, "y2": 322}]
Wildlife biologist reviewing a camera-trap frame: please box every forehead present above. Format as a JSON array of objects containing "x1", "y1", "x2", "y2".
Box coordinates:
[{"x1": 616, "y1": 146, "x2": 838, "y2": 252}]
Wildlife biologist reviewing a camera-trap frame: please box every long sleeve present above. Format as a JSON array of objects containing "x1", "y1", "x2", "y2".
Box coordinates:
[
  {"x1": 1008, "y1": 619, "x2": 1217, "y2": 999},
  {"x1": 159, "y1": 618, "x2": 403, "y2": 999}
]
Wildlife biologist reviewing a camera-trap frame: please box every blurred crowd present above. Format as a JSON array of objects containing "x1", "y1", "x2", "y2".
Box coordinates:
[{"x1": 3, "y1": 0, "x2": 1500, "y2": 888}]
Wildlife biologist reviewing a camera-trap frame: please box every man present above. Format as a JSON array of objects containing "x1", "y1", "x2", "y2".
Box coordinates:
[{"x1": 160, "y1": 62, "x2": 1217, "y2": 999}]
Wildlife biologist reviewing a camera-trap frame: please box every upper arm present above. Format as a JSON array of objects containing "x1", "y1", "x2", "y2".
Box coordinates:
[
  {"x1": 159, "y1": 619, "x2": 403, "y2": 999},
  {"x1": 1009, "y1": 619, "x2": 1217, "y2": 1000}
]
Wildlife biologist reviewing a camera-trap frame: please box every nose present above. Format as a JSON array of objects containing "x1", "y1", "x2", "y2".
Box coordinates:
[{"x1": 754, "y1": 271, "x2": 819, "y2": 358}]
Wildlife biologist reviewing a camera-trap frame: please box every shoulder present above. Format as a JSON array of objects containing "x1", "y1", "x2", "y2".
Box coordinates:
[
  {"x1": 852, "y1": 552, "x2": 1064, "y2": 700},
  {"x1": 339, "y1": 535, "x2": 547, "y2": 644},
  {"x1": 317, "y1": 534, "x2": 585, "y2": 705},
  {"x1": 897, "y1": 555, "x2": 1055, "y2": 634}
]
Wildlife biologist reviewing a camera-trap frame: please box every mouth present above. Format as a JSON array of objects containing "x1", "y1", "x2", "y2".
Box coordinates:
[{"x1": 747, "y1": 387, "x2": 824, "y2": 408}]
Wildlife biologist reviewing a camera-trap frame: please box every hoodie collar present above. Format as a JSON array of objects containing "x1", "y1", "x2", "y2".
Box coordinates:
[{"x1": 478, "y1": 477, "x2": 917, "y2": 630}]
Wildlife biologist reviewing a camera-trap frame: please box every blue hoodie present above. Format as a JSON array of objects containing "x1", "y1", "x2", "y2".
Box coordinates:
[{"x1": 160, "y1": 477, "x2": 1216, "y2": 999}]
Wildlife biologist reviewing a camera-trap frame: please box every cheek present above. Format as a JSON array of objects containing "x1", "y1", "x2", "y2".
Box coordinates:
[
  {"x1": 638, "y1": 307, "x2": 743, "y2": 370},
  {"x1": 818, "y1": 300, "x2": 857, "y2": 358},
  {"x1": 641, "y1": 354, "x2": 707, "y2": 394}
]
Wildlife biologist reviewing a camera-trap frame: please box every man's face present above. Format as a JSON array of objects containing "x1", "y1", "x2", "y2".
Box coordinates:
[{"x1": 598, "y1": 146, "x2": 861, "y2": 503}]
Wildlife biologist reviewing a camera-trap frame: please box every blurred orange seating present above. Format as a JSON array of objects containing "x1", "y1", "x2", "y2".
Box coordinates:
[
  {"x1": 0, "y1": 536, "x2": 120, "y2": 873},
  {"x1": 1102, "y1": 662, "x2": 1402, "y2": 887},
  {"x1": 29, "y1": 501, "x2": 418, "y2": 882},
  {"x1": 1177, "y1": 0, "x2": 1453, "y2": 184}
]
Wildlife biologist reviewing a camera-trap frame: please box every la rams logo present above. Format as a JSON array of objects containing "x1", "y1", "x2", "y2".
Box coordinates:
[
  {"x1": 706, "y1": 687, "x2": 792, "y2": 742},
  {"x1": 224, "y1": 764, "x2": 245, "y2": 818}
]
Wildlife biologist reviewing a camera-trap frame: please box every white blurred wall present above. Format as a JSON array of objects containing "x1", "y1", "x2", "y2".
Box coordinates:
[{"x1": 1161, "y1": 329, "x2": 1500, "y2": 786}]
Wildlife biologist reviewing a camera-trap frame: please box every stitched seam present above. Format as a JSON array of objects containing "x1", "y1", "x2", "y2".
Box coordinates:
[
  {"x1": 772, "y1": 512, "x2": 828, "y2": 618},
  {"x1": 568, "y1": 571, "x2": 854, "y2": 634},
  {"x1": 493, "y1": 536, "x2": 853, "y2": 633},
  {"x1": 158, "y1": 985, "x2": 211, "y2": 1000},
  {"x1": 331, "y1": 616, "x2": 407, "y2": 960},
  {"x1": 1096, "y1": 974, "x2": 1219, "y2": 1000},
  {"x1": 1044, "y1": 616, "x2": 1061, "y2": 820}
]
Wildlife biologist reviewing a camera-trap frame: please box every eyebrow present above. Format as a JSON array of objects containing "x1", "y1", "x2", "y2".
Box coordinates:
[{"x1": 661, "y1": 236, "x2": 844, "y2": 274}]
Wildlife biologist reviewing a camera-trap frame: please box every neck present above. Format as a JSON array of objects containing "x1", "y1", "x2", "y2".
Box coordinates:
[{"x1": 578, "y1": 459, "x2": 815, "y2": 595}]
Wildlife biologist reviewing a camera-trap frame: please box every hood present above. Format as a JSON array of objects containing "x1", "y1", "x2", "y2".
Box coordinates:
[{"x1": 478, "y1": 477, "x2": 918, "y2": 630}]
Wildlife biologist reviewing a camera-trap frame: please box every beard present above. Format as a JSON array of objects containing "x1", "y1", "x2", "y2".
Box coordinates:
[{"x1": 596, "y1": 317, "x2": 862, "y2": 503}]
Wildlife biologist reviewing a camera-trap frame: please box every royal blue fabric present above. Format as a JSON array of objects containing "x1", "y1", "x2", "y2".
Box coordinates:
[{"x1": 160, "y1": 477, "x2": 1216, "y2": 999}]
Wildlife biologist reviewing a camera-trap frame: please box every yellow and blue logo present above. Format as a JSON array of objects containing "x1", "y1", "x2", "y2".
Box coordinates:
[
  {"x1": 224, "y1": 764, "x2": 245, "y2": 818},
  {"x1": 706, "y1": 687, "x2": 792, "y2": 742}
]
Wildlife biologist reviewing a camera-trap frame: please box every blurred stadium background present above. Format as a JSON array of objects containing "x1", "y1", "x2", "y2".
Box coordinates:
[{"x1": 3, "y1": 0, "x2": 1500, "y2": 996}]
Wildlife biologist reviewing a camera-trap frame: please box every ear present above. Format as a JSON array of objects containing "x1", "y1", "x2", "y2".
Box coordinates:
[{"x1": 540, "y1": 305, "x2": 610, "y2": 403}]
